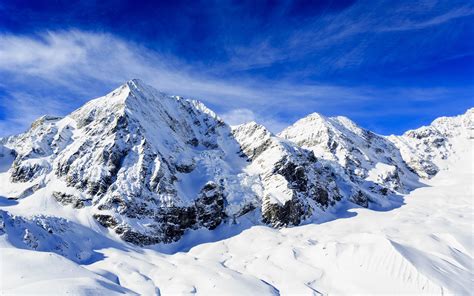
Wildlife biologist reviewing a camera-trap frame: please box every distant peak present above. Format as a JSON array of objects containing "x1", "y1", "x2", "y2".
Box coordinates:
[
  {"x1": 232, "y1": 121, "x2": 262, "y2": 131},
  {"x1": 31, "y1": 115, "x2": 63, "y2": 129},
  {"x1": 288, "y1": 112, "x2": 329, "y2": 128},
  {"x1": 305, "y1": 112, "x2": 326, "y2": 120},
  {"x1": 232, "y1": 120, "x2": 272, "y2": 136},
  {"x1": 238, "y1": 121, "x2": 259, "y2": 128}
]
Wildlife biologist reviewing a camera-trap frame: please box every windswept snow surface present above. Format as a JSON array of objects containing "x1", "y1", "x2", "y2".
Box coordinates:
[{"x1": 1, "y1": 127, "x2": 472, "y2": 294}]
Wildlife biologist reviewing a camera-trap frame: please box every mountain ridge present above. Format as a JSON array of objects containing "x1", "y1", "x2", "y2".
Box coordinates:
[{"x1": 0, "y1": 80, "x2": 472, "y2": 248}]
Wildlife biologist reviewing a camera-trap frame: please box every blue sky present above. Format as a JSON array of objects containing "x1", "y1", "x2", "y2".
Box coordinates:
[{"x1": 0, "y1": 0, "x2": 473, "y2": 137}]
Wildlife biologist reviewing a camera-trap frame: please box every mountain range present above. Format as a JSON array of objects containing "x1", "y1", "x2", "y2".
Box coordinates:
[
  {"x1": 0, "y1": 80, "x2": 472, "y2": 294},
  {"x1": 0, "y1": 79, "x2": 472, "y2": 247}
]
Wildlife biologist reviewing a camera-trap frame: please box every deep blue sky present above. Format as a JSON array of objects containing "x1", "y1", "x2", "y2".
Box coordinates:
[{"x1": 0, "y1": 0, "x2": 473, "y2": 136}]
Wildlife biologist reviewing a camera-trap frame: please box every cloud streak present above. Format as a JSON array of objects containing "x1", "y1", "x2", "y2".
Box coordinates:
[
  {"x1": 0, "y1": 31, "x2": 371, "y2": 132},
  {"x1": 219, "y1": 0, "x2": 474, "y2": 73},
  {"x1": 0, "y1": 1, "x2": 472, "y2": 137}
]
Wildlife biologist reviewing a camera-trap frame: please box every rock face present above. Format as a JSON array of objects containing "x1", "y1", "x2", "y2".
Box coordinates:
[
  {"x1": 232, "y1": 122, "x2": 342, "y2": 227},
  {"x1": 278, "y1": 113, "x2": 421, "y2": 207},
  {"x1": 1, "y1": 79, "x2": 471, "y2": 246},
  {"x1": 195, "y1": 181, "x2": 226, "y2": 229}
]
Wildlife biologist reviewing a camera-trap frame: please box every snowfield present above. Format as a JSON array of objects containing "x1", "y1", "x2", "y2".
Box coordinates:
[{"x1": 0, "y1": 80, "x2": 472, "y2": 295}]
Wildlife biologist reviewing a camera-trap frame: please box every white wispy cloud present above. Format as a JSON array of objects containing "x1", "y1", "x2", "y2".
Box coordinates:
[
  {"x1": 220, "y1": 109, "x2": 256, "y2": 126},
  {"x1": 221, "y1": 0, "x2": 474, "y2": 72},
  {"x1": 0, "y1": 30, "x2": 376, "y2": 135},
  {"x1": 0, "y1": 17, "x2": 472, "y2": 137}
]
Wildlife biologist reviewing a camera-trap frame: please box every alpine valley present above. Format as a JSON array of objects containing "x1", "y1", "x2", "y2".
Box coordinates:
[{"x1": 0, "y1": 80, "x2": 472, "y2": 295}]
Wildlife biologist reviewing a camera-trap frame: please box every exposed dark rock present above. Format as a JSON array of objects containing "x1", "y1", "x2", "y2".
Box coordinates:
[
  {"x1": 93, "y1": 214, "x2": 119, "y2": 228},
  {"x1": 110, "y1": 115, "x2": 129, "y2": 133},
  {"x1": 329, "y1": 140, "x2": 338, "y2": 153},
  {"x1": 375, "y1": 148, "x2": 384, "y2": 154},
  {"x1": 153, "y1": 206, "x2": 197, "y2": 243},
  {"x1": 16, "y1": 184, "x2": 44, "y2": 199},
  {"x1": 262, "y1": 197, "x2": 307, "y2": 227},
  {"x1": 94, "y1": 181, "x2": 228, "y2": 246},
  {"x1": 176, "y1": 162, "x2": 196, "y2": 173},
  {"x1": 121, "y1": 230, "x2": 161, "y2": 246},
  {"x1": 158, "y1": 207, "x2": 197, "y2": 229},
  {"x1": 195, "y1": 181, "x2": 226, "y2": 230},
  {"x1": 187, "y1": 138, "x2": 199, "y2": 147},
  {"x1": 10, "y1": 160, "x2": 48, "y2": 183},
  {"x1": 379, "y1": 187, "x2": 389, "y2": 196},
  {"x1": 273, "y1": 157, "x2": 308, "y2": 192},
  {"x1": 117, "y1": 206, "x2": 200, "y2": 245},
  {"x1": 56, "y1": 145, "x2": 84, "y2": 177},
  {"x1": 202, "y1": 141, "x2": 218, "y2": 149},
  {"x1": 236, "y1": 203, "x2": 257, "y2": 217},
  {"x1": 53, "y1": 192, "x2": 84, "y2": 209},
  {"x1": 76, "y1": 109, "x2": 96, "y2": 128},
  {"x1": 248, "y1": 138, "x2": 273, "y2": 160},
  {"x1": 350, "y1": 190, "x2": 369, "y2": 208},
  {"x1": 310, "y1": 186, "x2": 330, "y2": 207}
]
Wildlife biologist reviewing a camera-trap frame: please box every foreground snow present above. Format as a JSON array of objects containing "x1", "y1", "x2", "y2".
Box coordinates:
[{"x1": 1, "y1": 142, "x2": 472, "y2": 295}]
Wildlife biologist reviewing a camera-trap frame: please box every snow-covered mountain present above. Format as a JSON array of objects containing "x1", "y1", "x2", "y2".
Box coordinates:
[
  {"x1": 279, "y1": 113, "x2": 428, "y2": 208},
  {"x1": 389, "y1": 108, "x2": 474, "y2": 178},
  {"x1": 2, "y1": 80, "x2": 260, "y2": 245},
  {"x1": 0, "y1": 80, "x2": 472, "y2": 294},
  {"x1": 0, "y1": 80, "x2": 349, "y2": 246},
  {"x1": 232, "y1": 122, "x2": 342, "y2": 226},
  {"x1": 0, "y1": 80, "x2": 471, "y2": 245}
]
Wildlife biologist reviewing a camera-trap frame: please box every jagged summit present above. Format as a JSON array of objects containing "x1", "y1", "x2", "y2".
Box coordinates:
[
  {"x1": 127, "y1": 78, "x2": 145, "y2": 87},
  {"x1": 280, "y1": 110, "x2": 422, "y2": 205},
  {"x1": 301, "y1": 112, "x2": 328, "y2": 121}
]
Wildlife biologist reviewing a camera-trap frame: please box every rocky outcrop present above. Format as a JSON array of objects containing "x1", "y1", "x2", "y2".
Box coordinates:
[
  {"x1": 195, "y1": 181, "x2": 226, "y2": 230},
  {"x1": 53, "y1": 192, "x2": 85, "y2": 208},
  {"x1": 262, "y1": 196, "x2": 307, "y2": 227},
  {"x1": 350, "y1": 189, "x2": 370, "y2": 208},
  {"x1": 232, "y1": 122, "x2": 342, "y2": 228},
  {"x1": 93, "y1": 214, "x2": 119, "y2": 228},
  {"x1": 0, "y1": 210, "x2": 103, "y2": 263}
]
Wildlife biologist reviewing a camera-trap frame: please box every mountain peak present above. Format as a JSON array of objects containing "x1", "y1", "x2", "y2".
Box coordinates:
[
  {"x1": 124, "y1": 78, "x2": 157, "y2": 98},
  {"x1": 126, "y1": 78, "x2": 145, "y2": 88},
  {"x1": 30, "y1": 115, "x2": 63, "y2": 129},
  {"x1": 302, "y1": 112, "x2": 328, "y2": 123}
]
